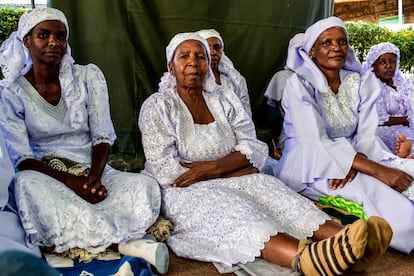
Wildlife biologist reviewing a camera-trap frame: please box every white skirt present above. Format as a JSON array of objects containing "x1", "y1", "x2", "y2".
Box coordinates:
[
  {"x1": 14, "y1": 167, "x2": 161, "y2": 254},
  {"x1": 162, "y1": 173, "x2": 330, "y2": 267}
]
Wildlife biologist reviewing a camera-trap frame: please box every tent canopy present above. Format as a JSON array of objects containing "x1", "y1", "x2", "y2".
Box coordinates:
[{"x1": 50, "y1": 0, "x2": 333, "y2": 155}]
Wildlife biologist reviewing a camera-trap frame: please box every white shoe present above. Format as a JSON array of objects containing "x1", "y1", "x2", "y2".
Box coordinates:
[{"x1": 118, "y1": 238, "x2": 169, "y2": 274}]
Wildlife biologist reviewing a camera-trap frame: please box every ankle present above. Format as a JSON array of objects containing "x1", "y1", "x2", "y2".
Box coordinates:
[
  {"x1": 291, "y1": 239, "x2": 311, "y2": 272},
  {"x1": 298, "y1": 220, "x2": 368, "y2": 275}
]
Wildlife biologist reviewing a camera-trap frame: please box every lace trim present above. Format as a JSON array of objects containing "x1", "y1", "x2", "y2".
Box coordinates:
[
  {"x1": 18, "y1": 77, "x2": 67, "y2": 122},
  {"x1": 319, "y1": 73, "x2": 359, "y2": 138}
]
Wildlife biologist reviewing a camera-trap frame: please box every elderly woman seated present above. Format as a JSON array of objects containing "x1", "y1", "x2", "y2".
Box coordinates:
[{"x1": 138, "y1": 31, "x2": 391, "y2": 275}]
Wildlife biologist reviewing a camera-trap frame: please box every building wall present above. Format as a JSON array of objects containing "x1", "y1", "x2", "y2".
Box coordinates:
[{"x1": 334, "y1": 0, "x2": 414, "y2": 23}]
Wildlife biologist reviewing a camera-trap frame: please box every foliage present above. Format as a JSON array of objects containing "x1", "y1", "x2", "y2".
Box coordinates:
[
  {"x1": 392, "y1": 27, "x2": 414, "y2": 72},
  {"x1": 345, "y1": 22, "x2": 392, "y2": 63},
  {"x1": 0, "y1": 6, "x2": 26, "y2": 79},
  {"x1": 346, "y1": 21, "x2": 414, "y2": 72},
  {"x1": 0, "y1": 6, "x2": 26, "y2": 45}
]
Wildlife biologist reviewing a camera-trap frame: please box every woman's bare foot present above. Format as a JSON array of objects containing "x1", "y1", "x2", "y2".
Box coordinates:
[{"x1": 395, "y1": 134, "x2": 412, "y2": 158}]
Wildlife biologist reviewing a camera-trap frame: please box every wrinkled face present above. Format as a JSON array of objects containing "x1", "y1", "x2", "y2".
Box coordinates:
[
  {"x1": 168, "y1": 39, "x2": 208, "y2": 90},
  {"x1": 23, "y1": 20, "x2": 67, "y2": 66},
  {"x1": 309, "y1": 27, "x2": 349, "y2": 73},
  {"x1": 206, "y1": 37, "x2": 222, "y2": 70},
  {"x1": 373, "y1": 53, "x2": 397, "y2": 84}
]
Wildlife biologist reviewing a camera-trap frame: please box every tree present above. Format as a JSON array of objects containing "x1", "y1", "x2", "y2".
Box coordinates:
[{"x1": 345, "y1": 21, "x2": 414, "y2": 72}]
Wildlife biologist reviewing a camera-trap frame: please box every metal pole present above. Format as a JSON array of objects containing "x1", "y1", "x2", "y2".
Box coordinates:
[{"x1": 398, "y1": 0, "x2": 403, "y2": 26}]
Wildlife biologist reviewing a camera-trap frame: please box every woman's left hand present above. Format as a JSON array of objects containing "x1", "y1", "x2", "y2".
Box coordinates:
[
  {"x1": 222, "y1": 166, "x2": 259, "y2": 178},
  {"x1": 329, "y1": 168, "x2": 358, "y2": 189},
  {"x1": 82, "y1": 175, "x2": 108, "y2": 199},
  {"x1": 376, "y1": 166, "x2": 413, "y2": 192},
  {"x1": 173, "y1": 161, "x2": 220, "y2": 187}
]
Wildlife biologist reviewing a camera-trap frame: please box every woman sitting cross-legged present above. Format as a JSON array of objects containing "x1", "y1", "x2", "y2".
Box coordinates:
[{"x1": 138, "y1": 31, "x2": 392, "y2": 275}]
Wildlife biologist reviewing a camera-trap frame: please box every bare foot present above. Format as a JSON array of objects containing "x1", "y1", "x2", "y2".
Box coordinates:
[{"x1": 395, "y1": 134, "x2": 412, "y2": 158}]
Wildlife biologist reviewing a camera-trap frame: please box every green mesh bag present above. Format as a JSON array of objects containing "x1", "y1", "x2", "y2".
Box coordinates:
[{"x1": 318, "y1": 196, "x2": 368, "y2": 221}]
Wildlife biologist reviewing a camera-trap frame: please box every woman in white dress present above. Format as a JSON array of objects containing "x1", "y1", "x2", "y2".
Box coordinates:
[
  {"x1": 0, "y1": 7, "x2": 167, "y2": 274},
  {"x1": 138, "y1": 31, "x2": 391, "y2": 275}
]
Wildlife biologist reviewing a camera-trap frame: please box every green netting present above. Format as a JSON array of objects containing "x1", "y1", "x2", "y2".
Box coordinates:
[
  {"x1": 319, "y1": 196, "x2": 368, "y2": 221},
  {"x1": 49, "y1": 0, "x2": 333, "y2": 155}
]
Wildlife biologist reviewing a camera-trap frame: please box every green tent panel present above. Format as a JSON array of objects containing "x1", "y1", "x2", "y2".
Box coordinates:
[{"x1": 50, "y1": 0, "x2": 334, "y2": 155}]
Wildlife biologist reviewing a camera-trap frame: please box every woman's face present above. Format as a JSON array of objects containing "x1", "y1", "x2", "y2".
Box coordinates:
[
  {"x1": 373, "y1": 53, "x2": 397, "y2": 84},
  {"x1": 23, "y1": 20, "x2": 67, "y2": 66},
  {"x1": 169, "y1": 39, "x2": 208, "y2": 90},
  {"x1": 309, "y1": 27, "x2": 349, "y2": 72},
  {"x1": 206, "y1": 37, "x2": 222, "y2": 70}
]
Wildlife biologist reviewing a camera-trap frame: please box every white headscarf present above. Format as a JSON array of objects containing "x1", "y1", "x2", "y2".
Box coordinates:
[
  {"x1": 159, "y1": 32, "x2": 216, "y2": 94},
  {"x1": 196, "y1": 29, "x2": 245, "y2": 90},
  {"x1": 362, "y1": 42, "x2": 400, "y2": 71},
  {"x1": 289, "y1": 33, "x2": 305, "y2": 50},
  {"x1": 0, "y1": 7, "x2": 87, "y2": 129},
  {"x1": 286, "y1": 16, "x2": 362, "y2": 93},
  {"x1": 196, "y1": 29, "x2": 224, "y2": 50},
  {"x1": 362, "y1": 42, "x2": 405, "y2": 80},
  {"x1": 0, "y1": 7, "x2": 72, "y2": 85},
  {"x1": 284, "y1": 32, "x2": 304, "y2": 70},
  {"x1": 362, "y1": 42, "x2": 409, "y2": 99}
]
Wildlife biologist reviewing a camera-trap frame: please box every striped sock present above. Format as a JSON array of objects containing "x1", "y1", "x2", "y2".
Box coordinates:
[
  {"x1": 297, "y1": 219, "x2": 368, "y2": 275},
  {"x1": 350, "y1": 216, "x2": 393, "y2": 272}
]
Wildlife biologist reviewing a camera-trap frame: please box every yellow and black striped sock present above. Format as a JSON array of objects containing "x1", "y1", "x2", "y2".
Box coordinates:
[
  {"x1": 297, "y1": 219, "x2": 368, "y2": 275},
  {"x1": 350, "y1": 216, "x2": 392, "y2": 272}
]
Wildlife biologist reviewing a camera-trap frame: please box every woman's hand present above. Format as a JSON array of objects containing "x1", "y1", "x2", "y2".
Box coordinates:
[
  {"x1": 18, "y1": 157, "x2": 108, "y2": 204},
  {"x1": 65, "y1": 174, "x2": 107, "y2": 204},
  {"x1": 222, "y1": 166, "x2": 259, "y2": 178},
  {"x1": 329, "y1": 168, "x2": 358, "y2": 189},
  {"x1": 352, "y1": 152, "x2": 413, "y2": 193},
  {"x1": 381, "y1": 116, "x2": 409, "y2": 127},
  {"x1": 173, "y1": 152, "x2": 254, "y2": 187},
  {"x1": 173, "y1": 161, "x2": 259, "y2": 187},
  {"x1": 375, "y1": 166, "x2": 413, "y2": 192},
  {"x1": 173, "y1": 161, "x2": 220, "y2": 187}
]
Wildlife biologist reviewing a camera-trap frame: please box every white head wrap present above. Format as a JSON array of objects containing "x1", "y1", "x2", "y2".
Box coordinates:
[
  {"x1": 0, "y1": 7, "x2": 86, "y2": 129},
  {"x1": 362, "y1": 42, "x2": 405, "y2": 83},
  {"x1": 285, "y1": 32, "x2": 304, "y2": 70},
  {"x1": 17, "y1": 7, "x2": 69, "y2": 41},
  {"x1": 289, "y1": 33, "x2": 304, "y2": 49},
  {"x1": 196, "y1": 29, "x2": 224, "y2": 50},
  {"x1": 159, "y1": 32, "x2": 216, "y2": 93},
  {"x1": 362, "y1": 42, "x2": 400, "y2": 71},
  {"x1": 196, "y1": 29, "x2": 247, "y2": 97},
  {"x1": 286, "y1": 16, "x2": 362, "y2": 93},
  {"x1": 0, "y1": 7, "x2": 73, "y2": 86}
]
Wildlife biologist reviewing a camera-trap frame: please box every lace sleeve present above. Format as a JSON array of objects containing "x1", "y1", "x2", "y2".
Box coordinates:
[
  {"x1": 402, "y1": 78, "x2": 414, "y2": 127},
  {"x1": 221, "y1": 89, "x2": 268, "y2": 170},
  {"x1": 376, "y1": 97, "x2": 389, "y2": 125},
  {"x1": 83, "y1": 64, "x2": 116, "y2": 146},
  {"x1": 0, "y1": 86, "x2": 34, "y2": 167},
  {"x1": 138, "y1": 93, "x2": 187, "y2": 186},
  {"x1": 235, "y1": 75, "x2": 252, "y2": 117}
]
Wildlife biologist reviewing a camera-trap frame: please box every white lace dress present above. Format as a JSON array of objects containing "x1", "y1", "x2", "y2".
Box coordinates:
[
  {"x1": 139, "y1": 88, "x2": 330, "y2": 267},
  {"x1": 0, "y1": 64, "x2": 161, "y2": 254}
]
